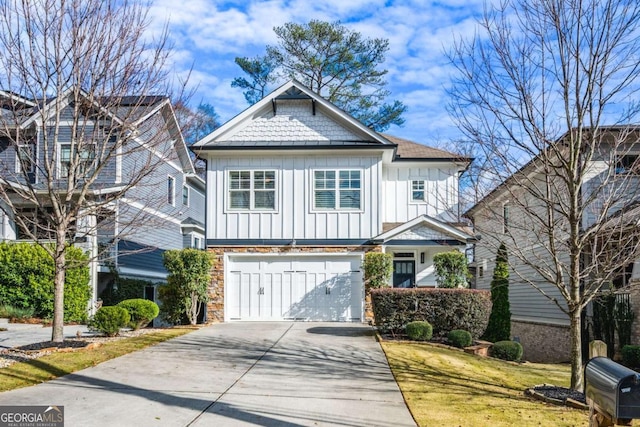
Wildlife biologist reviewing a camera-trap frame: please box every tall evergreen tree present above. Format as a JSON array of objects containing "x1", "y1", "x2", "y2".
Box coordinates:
[{"x1": 483, "y1": 243, "x2": 511, "y2": 342}]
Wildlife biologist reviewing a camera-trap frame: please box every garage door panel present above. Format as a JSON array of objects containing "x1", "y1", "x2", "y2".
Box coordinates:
[{"x1": 227, "y1": 256, "x2": 363, "y2": 321}]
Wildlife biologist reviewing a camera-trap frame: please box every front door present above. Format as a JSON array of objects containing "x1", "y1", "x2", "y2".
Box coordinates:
[{"x1": 393, "y1": 260, "x2": 415, "y2": 288}]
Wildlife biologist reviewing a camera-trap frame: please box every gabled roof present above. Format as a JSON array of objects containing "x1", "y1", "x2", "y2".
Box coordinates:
[
  {"x1": 192, "y1": 79, "x2": 395, "y2": 151},
  {"x1": 374, "y1": 214, "x2": 475, "y2": 243},
  {"x1": 382, "y1": 134, "x2": 472, "y2": 162}
]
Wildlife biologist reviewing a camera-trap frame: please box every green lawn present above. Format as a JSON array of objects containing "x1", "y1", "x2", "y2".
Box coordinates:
[
  {"x1": 382, "y1": 341, "x2": 593, "y2": 427},
  {"x1": 0, "y1": 327, "x2": 193, "y2": 392}
]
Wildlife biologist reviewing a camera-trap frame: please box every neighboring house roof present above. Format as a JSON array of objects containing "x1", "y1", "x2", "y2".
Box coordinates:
[
  {"x1": 382, "y1": 134, "x2": 472, "y2": 162},
  {"x1": 374, "y1": 214, "x2": 475, "y2": 243}
]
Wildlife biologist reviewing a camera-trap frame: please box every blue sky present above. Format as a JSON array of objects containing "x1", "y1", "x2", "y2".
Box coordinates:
[{"x1": 148, "y1": 0, "x2": 486, "y2": 146}]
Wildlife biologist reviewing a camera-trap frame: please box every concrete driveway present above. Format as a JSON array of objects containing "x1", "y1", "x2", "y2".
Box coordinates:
[{"x1": 0, "y1": 322, "x2": 416, "y2": 427}]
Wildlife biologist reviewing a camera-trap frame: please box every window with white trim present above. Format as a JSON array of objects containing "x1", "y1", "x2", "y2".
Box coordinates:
[
  {"x1": 411, "y1": 180, "x2": 425, "y2": 201},
  {"x1": 182, "y1": 185, "x2": 190, "y2": 206},
  {"x1": 167, "y1": 176, "x2": 175, "y2": 205},
  {"x1": 60, "y1": 143, "x2": 95, "y2": 178},
  {"x1": 228, "y1": 170, "x2": 276, "y2": 210},
  {"x1": 16, "y1": 143, "x2": 35, "y2": 174},
  {"x1": 615, "y1": 154, "x2": 640, "y2": 175},
  {"x1": 313, "y1": 169, "x2": 361, "y2": 210}
]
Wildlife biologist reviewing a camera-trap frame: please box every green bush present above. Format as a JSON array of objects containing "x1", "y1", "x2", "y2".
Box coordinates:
[
  {"x1": 622, "y1": 345, "x2": 640, "y2": 369},
  {"x1": 491, "y1": 340, "x2": 523, "y2": 362},
  {"x1": 363, "y1": 252, "x2": 393, "y2": 289},
  {"x1": 89, "y1": 306, "x2": 130, "y2": 337},
  {"x1": 0, "y1": 242, "x2": 90, "y2": 322},
  {"x1": 371, "y1": 288, "x2": 492, "y2": 338},
  {"x1": 433, "y1": 251, "x2": 469, "y2": 288},
  {"x1": 117, "y1": 299, "x2": 159, "y2": 330},
  {"x1": 0, "y1": 304, "x2": 35, "y2": 319},
  {"x1": 405, "y1": 321, "x2": 433, "y2": 341},
  {"x1": 448, "y1": 329, "x2": 473, "y2": 348}
]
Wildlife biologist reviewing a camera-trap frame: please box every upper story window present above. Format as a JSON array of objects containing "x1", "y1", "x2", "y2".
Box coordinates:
[
  {"x1": 167, "y1": 176, "x2": 175, "y2": 205},
  {"x1": 313, "y1": 169, "x2": 361, "y2": 210},
  {"x1": 16, "y1": 142, "x2": 36, "y2": 175},
  {"x1": 60, "y1": 143, "x2": 95, "y2": 178},
  {"x1": 182, "y1": 185, "x2": 190, "y2": 206},
  {"x1": 615, "y1": 154, "x2": 640, "y2": 175},
  {"x1": 503, "y1": 203, "x2": 510, "y2": 234},
  {"x1": 411, "y1": 180, "x2": 425, "y2": 201},
  {"x1": 228, "y1": 170, "x2": 276, "y2": 210}
]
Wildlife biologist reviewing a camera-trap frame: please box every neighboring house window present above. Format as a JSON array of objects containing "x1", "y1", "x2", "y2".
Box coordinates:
[
  {"x1": 60, "y1": 143, "x2": 95, "y2": 178},
  {"x1": 167, "y1": 176, "x2": 175, "y2": 205},
  {"x1": 182, "y1": 185, "x2": 190, "y2": 206},
  {"x1": 228, "y1": 170, "x2": 276, "y2": 210},
  {"x1": 503, "y1": 203, "x2": 510, "y2": 234},
  {"x1": 313, "y1": 169, "x2": 361, "y2": 210},
  {"x1": 411, "y1": 180, "x2": 425, "y2": 201},
  {"x1": 16, "y1": 143, "x2": 35, "y2": 174},
  {"x1": 193, "y1": 236, "x2": 201, "y2": 249},
  {"x1": 615, "y1": 154, "x2": 640, "y2": 175}
]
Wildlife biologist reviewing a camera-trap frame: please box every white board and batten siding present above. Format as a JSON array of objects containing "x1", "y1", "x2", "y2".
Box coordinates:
[
  {"x1": 207, "y1": 154, "x2": 383, "y2": 240},
  {"x1": 382, "y1": 165, "x2": 460, "y2": 223},
  {"x1": 225, "y1": 254, "x2": 364, "y2": 321}
]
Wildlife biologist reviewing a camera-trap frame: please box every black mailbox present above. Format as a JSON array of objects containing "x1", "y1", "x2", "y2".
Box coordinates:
[{"x1": 585, "y1": 357, "x2": 640, "y2": 423}]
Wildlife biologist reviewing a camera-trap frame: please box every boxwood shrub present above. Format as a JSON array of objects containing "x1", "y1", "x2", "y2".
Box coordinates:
[
  {"x1": 89, "y1": 306, "x2": 130, "y2": 337},
  {"x1": 405, "y1": 321, "x2": 433, "y2": 341},
  {"x1": 117, "y1": 299, "x2": 159, "y2": 330},
  {"x1": 448, "y1": 329, "x2": 473, "y2": 348},
  {"x1": 622, "y1": 345, "x2": 640, "y2": 369},
  {"x1": 371, "y1": 288, "x2": 492, "y2": 338},
  {"x1": 491, "y1": 340, "x2": 523, "y2": 362}
]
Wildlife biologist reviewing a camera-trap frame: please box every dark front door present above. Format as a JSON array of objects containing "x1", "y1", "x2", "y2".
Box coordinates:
[{"x1": 393, "y1": 260, "x2": 415, "y2": 288}]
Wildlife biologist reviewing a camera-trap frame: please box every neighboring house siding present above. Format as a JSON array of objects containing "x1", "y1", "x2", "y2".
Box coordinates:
[
  {"x1": 206, "y1": 153, "x2": 382, "y2": 240},
  {"x1": 117, "y1": 201, "x2": 183, "y2": 250},
  {"x1": 382, "y1": 164, "x2": 460, "y2": 223}
]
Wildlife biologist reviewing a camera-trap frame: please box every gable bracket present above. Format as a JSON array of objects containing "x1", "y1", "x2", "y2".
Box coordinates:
[
  {"x1": 312, "y1": 99, "x2": 316, "y2": 115},
  {"x1": 271, "y1": 99, "x2": 277, "y2": 116}
]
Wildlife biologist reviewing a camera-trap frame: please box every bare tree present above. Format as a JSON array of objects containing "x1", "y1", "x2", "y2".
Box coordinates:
[
  {"x1": 450, "y1": 0, "x2": 640, "y2": 389},
  {"x1": 0, "y1": 0, "x2": 183, "y2": 342}
]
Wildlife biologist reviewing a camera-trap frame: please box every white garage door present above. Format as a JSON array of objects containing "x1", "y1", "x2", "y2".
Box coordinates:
[{"x1": 226, "y1": 255, "x2": 363, "y2": 321}]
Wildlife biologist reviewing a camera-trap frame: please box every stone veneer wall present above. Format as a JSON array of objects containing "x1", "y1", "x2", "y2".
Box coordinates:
[
  {"x1": 206, "y1": 245, "x2": 380, "y2": 323},
  {"x1": 511, "y1": 320, "x2": 571, "y2": 363}
]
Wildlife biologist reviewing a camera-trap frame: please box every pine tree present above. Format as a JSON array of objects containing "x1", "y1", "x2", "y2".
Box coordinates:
[{"x1": 482, "y1": 243, "x2": 511, "y2": 342}]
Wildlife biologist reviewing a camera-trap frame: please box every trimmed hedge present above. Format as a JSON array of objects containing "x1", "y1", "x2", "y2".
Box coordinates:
[
  {"x1": 371, "y1": 288, "x2": 492, "y2": 338},
  {"x1": 622, "y1": 345, "x2": 640, "y2": 369},
  {"x1": 491, "y1": 341, "x2": 523, "y2": 362},
  {"x1": 0, "y1": 242, "x2": 90, "y2": 322},
  {"x1": 89, "y1": 306, "x2": 130, "y2": 337},
  {"x1": 448, "y1": 329, "x2": 472, "y2": 348},
  {"x1": 116, "y1": 299, "x2": 159, "y2": 330},
  {"x1": 406, "y1": 321, "x2": 433, "y2": 341}
]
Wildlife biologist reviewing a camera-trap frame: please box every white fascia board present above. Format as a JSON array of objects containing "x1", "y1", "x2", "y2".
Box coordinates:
[{"x1": 375, "y1": 214, "x2": 473, "y2": 242}]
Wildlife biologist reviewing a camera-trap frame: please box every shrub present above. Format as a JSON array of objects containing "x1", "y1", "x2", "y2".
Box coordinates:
[
  {"x1": 89, "y1": 306, "x2": 130, "y2": 337},
  {"x1": 117, "y1": 299, "x2": 159, "y2": 330},
  {"x1": 371, "y1": 288, "x2": 492, "y2": 338},
  {"x1": 405, "y1": 321, "x2": 433, "y2": 341},
  {"x1": 0, "y1": 304, "x2": 35, "y2": 319},
  {"x1": 622, "y1": 345, "x2": 640, "y2": 369},
  {"x1": 448, "y1": 329, "x2": 472, "y2": 348},
  {"x1": 491, "y1": 340, "x2": 523, "y2": 362},
  {"x1": 0, "y1": 242, "x2": 90, "y2": 322},
  {"x1": 433, "y1": 251, "x2": 469, "y2": 288},
  {"x1": 482, "y1": 243, "x2": 511, "y2": 342},
  {"x1": 363, "y1": 252, "x2": 393, "y2": 289},
  {"x1": 161, "y1": 249, "x2": 212, "y2": 325}
]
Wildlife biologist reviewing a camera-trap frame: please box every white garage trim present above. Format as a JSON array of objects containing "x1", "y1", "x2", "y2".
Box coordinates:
[{"x1": 224, "y1": 252, "x2": 364, "y2": 322}]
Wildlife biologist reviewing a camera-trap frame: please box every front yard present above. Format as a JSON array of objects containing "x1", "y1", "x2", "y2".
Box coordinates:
[{"x1": 382, "y1": 341, "x2": 590, "y2": 426}]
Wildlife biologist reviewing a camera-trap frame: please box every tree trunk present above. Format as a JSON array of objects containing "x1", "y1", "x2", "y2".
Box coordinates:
[
  {"x1": 51, "y1": 247, "x2": 66, "y2": 342},
  {"x1": 570, "y1": 308, "x2": 583, "y2": 390}
]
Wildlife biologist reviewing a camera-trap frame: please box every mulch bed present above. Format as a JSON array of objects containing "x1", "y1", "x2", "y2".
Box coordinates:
[{"x1": 525, "y1": 384, "x2": 588, "y2": 409}]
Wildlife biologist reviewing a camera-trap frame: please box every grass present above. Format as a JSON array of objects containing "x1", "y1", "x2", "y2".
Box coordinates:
[
  {"x1": 0, "y1": 327, "x2": 193, "y2": 392},
  {"x1": 382, "y1": 341, "x2": 590, "y2": 427}
]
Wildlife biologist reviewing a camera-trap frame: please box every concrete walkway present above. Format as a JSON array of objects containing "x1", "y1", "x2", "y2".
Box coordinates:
[{"x1": 0, "y1": 322, "x2": 416, "y2": 427}]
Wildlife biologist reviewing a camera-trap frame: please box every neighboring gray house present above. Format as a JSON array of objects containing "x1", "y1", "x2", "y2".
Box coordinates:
[
  {"x1": 0, "y1": 89, "x2": 205, "y2": 311},
  {"x1": 466, "y1": 127, "x2": 640, "y2": 362},
  {"x1": 192, "y1": 80, "x2": 474, "y2": 323}
]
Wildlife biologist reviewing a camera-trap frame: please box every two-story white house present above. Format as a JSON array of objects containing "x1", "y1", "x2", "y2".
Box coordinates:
[
  {"x1": 192, "y1": 80, "x2": 473, "y2": 322},
  {"x1": 0, "y1": 89, "x2": 205, "y2": 310}
]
